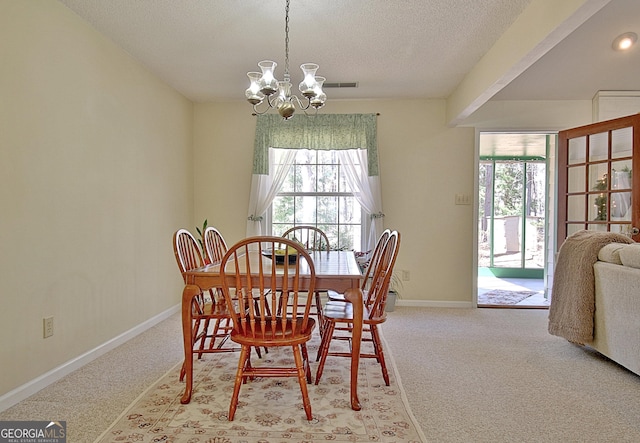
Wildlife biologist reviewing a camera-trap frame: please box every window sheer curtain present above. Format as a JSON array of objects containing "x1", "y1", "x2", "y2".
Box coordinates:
[
  {"x1": 246, "y1": 113, "x2": 383, "y2": 251},
  {"x1": 337, "y1": 149, "x2": 384, "y2": 251},
  {"x1": 246, "y1": 148, "x2": 296, "y2": 236}
]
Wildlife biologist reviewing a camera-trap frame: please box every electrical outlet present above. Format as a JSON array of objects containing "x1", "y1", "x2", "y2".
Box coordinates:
[
  {"x1": 402, "y1": 270, "x2": 410, "y2": 281},
  {"x1": 43, "y1": 317, "x2": 54, "y2": 338}
]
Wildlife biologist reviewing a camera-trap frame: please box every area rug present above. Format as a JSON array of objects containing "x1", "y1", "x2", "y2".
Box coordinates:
[
  {"x1": 94, "y1": 333, "x2": 426, "y2": 443},
  {"x1": 478, "y1": 289, "x2": 537, "y2": 305}
]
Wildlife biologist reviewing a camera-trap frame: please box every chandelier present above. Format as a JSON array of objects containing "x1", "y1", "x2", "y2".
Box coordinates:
[{"x1": 245, "y1": 0, "x2": 326, "y2": 120}]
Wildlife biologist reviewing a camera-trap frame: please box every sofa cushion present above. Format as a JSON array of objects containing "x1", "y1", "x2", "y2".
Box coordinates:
[
  {"x1": 598, "y1": 243, "x2": 627, "y2": 265},
  {"x1": 619, "y1": 243, "x2": 640, "y2": 269}
]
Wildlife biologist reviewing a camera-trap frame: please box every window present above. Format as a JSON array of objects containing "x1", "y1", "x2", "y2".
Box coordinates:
[{"x1": 271, "y1": 149, "x2": 364, "y2": 251}]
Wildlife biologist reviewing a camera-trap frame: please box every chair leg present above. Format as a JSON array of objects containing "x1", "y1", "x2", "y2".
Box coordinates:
[
  {"x1": 228, "y1": 345, "x2": 250, "y2": 421},
  {"x1": 292, "y1": 345, "x2": 313, "y2": 420},
  {"x1": 197, "y1": 318, "x2": 211, "y2": 358},
  {"x1": 314, "y1": 321, "x2": 336, "y2": 384},
  {"x1": 316, "y1": 317, "x2": 331, "y2": 361},
  {"x1": 314, "y1": 291, "x2": 324, "y2": 336},
  {"x1": 301, "y1": 343, "x2": 311, "y2": 383},
  {"x1": 370, "y1": 325, "x2": 390, "y2": 386}
]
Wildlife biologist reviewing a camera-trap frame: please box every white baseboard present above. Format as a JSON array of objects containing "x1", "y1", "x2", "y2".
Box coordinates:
[
  {"x1": 396, "y1": 299, "x2": 474, "y2": 309},
  {"x1": 0, "y1": 304, "x2": 180, "y2": 413}
]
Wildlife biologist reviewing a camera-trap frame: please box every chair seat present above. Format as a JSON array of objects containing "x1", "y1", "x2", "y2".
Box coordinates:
[
  {"x1": 323, "y1": 301, "x2": 386, "y2": 325},
  {"x1": 230, "y1": 317, "x2": 316, "y2": 347},
  {"x1": 198, "y1": 300, "x2": 233, "y2": 317},
  {"x1": 327, "y1": 289, "x2": 369, "y2": 303}
]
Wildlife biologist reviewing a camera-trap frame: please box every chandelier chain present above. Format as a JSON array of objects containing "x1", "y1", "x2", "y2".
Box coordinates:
[{"x1": 284, "y1": 0, "x2": 290, "y2": 81}]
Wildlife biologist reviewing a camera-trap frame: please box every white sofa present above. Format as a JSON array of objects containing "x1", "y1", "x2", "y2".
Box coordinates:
[{"x1": 592, "y1": 243, "x2": 640, "y2": 376}]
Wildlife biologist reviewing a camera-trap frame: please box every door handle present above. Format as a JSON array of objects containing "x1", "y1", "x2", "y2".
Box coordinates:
[{"x1": 631, "y1": 227, "x2": 640, "y2": 236}]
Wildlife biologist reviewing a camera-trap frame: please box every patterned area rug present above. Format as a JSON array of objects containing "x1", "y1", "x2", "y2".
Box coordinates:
[
  {"x1": 478, "y1": 289, "x2": 537, "y2": 305},
  {"x1": 95, "y1": 334, "x2": 426, "y2": 442}
]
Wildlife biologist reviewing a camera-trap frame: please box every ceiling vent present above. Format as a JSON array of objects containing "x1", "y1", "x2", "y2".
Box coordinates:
[{"x1": 323, "y1": 82, "x2": 358, "y2": 89}]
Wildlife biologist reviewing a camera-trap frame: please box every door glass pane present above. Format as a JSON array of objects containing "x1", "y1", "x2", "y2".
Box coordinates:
[
  {"x1": 493, "y1": 163, "x2": 523, "y2": 267},
  {"x1": 612, "y1": 160, "x2": 633, "y2": 186},
  {"x1": 567, "y1": 195, "x2": 585, "y2": 221},
  {"x1": 589, "y1": 193, "x2": 608, "y2": 221},
  {"x1": 610, "y1": 223, "x2": 633, "y2": 235},
  {"x1": 478, "y1": 162, "x2": 493, "y2": 268},
  {"x1": 567, "y1": 166, "x2": 585, "y2": 193},
  {"x1": 568, "y1": 137, "x2": 586, "y2": 165},
  {"x1": 567, "y1": 224, "x2": 583, "y2": 237},
  {"x1": 524, "y1": 163, "x2": 545, "y2": 269},
  {"x1": 589, "y1": 163, "x2": 608, "y2": 193},
  {"x1": 589, "y1": 132, "x2": 608, "y2": 161},
  {"x1": 612, "y1": 127, "x2": 632, "y2": 159}
]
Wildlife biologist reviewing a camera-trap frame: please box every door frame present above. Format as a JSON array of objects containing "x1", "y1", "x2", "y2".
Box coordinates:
[{"x1": 474, "y1": 130, "x2": 556, "y2": 307}]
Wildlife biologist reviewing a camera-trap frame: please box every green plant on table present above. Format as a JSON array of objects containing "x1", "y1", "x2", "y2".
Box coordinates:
[{"x1": 196, "y1": 219, "x2": 208, "y2": 261}]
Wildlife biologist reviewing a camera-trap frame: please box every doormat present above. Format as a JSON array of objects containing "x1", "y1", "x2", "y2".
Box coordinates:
[{"x1": 478, "y1": 289, "x2": 537, "y2": 305}]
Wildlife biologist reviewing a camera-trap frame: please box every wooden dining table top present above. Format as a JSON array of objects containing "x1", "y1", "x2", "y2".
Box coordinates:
[
  {"x1": 179, "y1": 249, "x2": 365, "y2": 410},
  {"x1": 183, "y1": 249, "x2": 362, "y2": 292}
]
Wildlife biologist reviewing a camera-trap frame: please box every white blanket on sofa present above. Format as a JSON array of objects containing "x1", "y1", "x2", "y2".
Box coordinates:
[{"x1": 548, "y1": 230, "x2": 633, "y2": 344}]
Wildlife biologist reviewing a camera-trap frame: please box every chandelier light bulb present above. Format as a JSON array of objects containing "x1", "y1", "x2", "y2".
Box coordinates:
[
  {"x1": 310, "y1": 76, "x2": 326, "y2": 109},
  {"x1": 245, "y1": 72, "x2": 265, "y2": 105},
  {"x1": 299, "y1": 63, "x2": 319, "y2": 97},
  {"x1": 258, "y1": 60, "x2": 279, "y2": 96}
]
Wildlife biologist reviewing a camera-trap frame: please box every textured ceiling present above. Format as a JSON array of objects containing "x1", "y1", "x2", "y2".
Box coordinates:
[
  {"x1": 57, "y1": 0, "x2": 531, "y2": 102},
  {"x1": 57, "y1": 0, "x2": 640, "y2": 112},
  {"x1": 495, "y1": 0, "x2": 640, "y2": 100}
]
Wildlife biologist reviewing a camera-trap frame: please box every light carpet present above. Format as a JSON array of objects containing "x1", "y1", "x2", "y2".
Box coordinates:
[
  {"x1": 478, "y1": 289, "x2": 536, "y2": 305},
  {"x1": 95, "y1": 333, "x2": 426, "y2": 443}
]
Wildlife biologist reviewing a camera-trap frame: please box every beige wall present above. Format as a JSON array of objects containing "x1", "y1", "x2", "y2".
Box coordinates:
[
  {"x1": 193, "y1": 100, "x2": 477, "y2": 305},
  {"x1": 0, "y1": 1, "x2": 192, "y2": 399}
]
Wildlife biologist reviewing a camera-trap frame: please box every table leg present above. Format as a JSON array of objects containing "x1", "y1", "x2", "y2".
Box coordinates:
[
  {"x1": 344, "y1": 288, "x2": 363, "y2": 411},
  {"x1": 180, "y1": 284, "x2": 201, "y2": 404}
]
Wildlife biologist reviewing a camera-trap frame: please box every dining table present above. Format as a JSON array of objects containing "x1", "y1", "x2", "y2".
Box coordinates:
[{"x1": 179, "y1": 249, "x2": 364, "y2": 410}]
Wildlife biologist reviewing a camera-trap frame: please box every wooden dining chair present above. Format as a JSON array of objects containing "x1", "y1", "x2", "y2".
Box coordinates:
[
  {"x1": 327, "y1": 228, "x2": 391, "y2": 304},
  {"x1": 315, "y1": 230, "x2": 400, "y2": 387},
  {"x1": 281, "y1": 226, "x2": 330, "y2": 333},
  {"x1": 315, "y1": 229, "x2": 392, "y2": 361},
  {"x1": 282, "y1": 225, "x2": 331, "y2": 252},
  {"x1": 173, "y1": 229, "x2": 237, "y2": 382},
  {"x1": 204, "y1": 225, "x2": 228, "y2": 264},
  {"x1": 219, "y1": 236, "x2": 317, "y2": 421}
]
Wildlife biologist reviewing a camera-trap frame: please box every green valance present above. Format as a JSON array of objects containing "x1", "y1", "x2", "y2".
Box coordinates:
[{"x1": 253, "y1": 113, "x2": 378, "y2": 175}]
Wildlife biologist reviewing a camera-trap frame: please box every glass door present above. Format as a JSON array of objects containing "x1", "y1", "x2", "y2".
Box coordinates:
[
  {"x1": 477, "y1": 133, "x2": 554, "y2": 308},
  {"x1": 557, "y1": 114, "x2": 640, "y2": 244},
  {"x1": 478, "y1": 134, "x2": 550, "y2": 278}
]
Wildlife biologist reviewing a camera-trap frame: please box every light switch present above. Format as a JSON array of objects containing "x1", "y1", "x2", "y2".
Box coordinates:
[{"x1": 455, "y1": 194, "x2": 471, "y2": 205}]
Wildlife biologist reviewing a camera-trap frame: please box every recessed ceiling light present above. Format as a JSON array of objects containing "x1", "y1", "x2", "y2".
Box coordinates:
[{"x1": 612, "y1": 32, "x2": 637, "y2": 51}]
